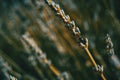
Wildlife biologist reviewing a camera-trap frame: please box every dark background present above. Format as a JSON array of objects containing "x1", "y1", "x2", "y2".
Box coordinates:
[{"x1": 0, "y1": 0, "x2": 120, "y2": 80}]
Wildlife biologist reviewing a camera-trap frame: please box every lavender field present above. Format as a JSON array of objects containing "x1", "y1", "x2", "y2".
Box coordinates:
[{"x1": 0, "y1": 0, "x2": 120, "y2": 80}]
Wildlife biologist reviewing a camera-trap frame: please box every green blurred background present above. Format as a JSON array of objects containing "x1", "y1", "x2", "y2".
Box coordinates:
[{"x1": 0, "y1": 0, "x2": 120, "y2": 80}]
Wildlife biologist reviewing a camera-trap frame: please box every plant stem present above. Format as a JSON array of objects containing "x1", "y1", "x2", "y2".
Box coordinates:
[{"x1": 84, "y1": 47, "x2": 106, "y2": 80}]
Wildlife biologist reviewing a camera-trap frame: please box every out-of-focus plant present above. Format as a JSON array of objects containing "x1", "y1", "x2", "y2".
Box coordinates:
[{"x1": 22, "y1": 32, "x2": 72, "y2": 80}]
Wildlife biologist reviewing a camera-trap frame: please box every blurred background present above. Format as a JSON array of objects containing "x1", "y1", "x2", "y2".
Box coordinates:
[{"x1": 0, "y1": 0, "x2": 120, "y2": 80}]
